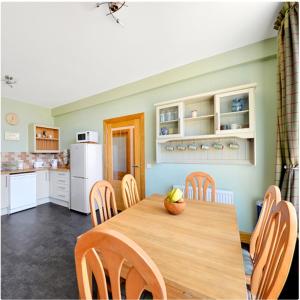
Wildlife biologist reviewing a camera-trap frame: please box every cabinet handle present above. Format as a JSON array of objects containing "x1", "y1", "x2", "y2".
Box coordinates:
[{"x1": 58, "y1": 194, "x2": 65, "y2": 198}]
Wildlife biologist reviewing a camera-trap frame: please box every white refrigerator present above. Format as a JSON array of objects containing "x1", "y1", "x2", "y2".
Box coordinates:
[{"x1": 70, "y1": 143, "x2": 102, "y2": 213}]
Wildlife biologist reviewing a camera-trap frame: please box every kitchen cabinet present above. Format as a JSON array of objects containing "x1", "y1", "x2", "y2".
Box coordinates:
[
  {"x1": 214, "y1": 88, "x2": 255, "y2": 136},
  {"x1": 1, "y1": 174, "x2": 9, "y2": 213},
  {"x1": 156, "y1": 102, "x2": 183, "y2": 139},
  {"x1": 36, "y1": 170, "x2": 50, "y2": 199},
  {"x1": 50, "y1": 171, "x2": 70, "y2": 207},
  {"x1": 1, "y1": 169, "x2": 70, "y2": 215},
  {"x1": 28, "y1": 124, "x2": 60, "y2": 153},
  {"x1": 155, "y1": 83, "x2": 256, "y2": 165}
]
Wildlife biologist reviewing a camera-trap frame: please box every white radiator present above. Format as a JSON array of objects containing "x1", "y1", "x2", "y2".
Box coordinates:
[{"x1": 173, "y1": 184, "x2": 234, "y2": 205}]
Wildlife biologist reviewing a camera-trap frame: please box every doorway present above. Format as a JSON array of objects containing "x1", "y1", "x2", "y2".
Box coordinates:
[{"x1": 103, "y1": 113, "x2": 145, "y2": 211}]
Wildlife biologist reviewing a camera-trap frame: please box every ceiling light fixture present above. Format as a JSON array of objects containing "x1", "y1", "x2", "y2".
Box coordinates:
[
  {"x1": 2, "y1": 75, "x2": 16, "y2": 88},
  {"x1": 96, "y1": 2, "x2": 127, "y2": 26}
]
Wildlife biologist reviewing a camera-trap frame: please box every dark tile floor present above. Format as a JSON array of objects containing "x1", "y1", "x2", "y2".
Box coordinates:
[{"x1": 1, "y1": 203, "x2": 91, "y2": 299}]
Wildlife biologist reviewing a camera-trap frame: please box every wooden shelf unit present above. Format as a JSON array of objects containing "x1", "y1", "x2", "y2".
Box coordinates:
[
  {"x1": 154, "y1": 83, "x2": 256, "y2": 165},
  {"x1": 29, "y1": 124, "x2": 60, "y2": 153},
  {"x1": 184, "y1": 114, "x2": 214, "y2": 121},
  {"x1": 220, "y1": 110, "x2": 249, "y2": 116}
]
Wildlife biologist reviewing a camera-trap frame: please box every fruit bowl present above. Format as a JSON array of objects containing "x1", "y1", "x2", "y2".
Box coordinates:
[
  {"x1": 164, "y1": 188, "x2": 186, "y2": 215},
  {"x1": 164, "y1": 198, "x2": 186, "y2": 215}
]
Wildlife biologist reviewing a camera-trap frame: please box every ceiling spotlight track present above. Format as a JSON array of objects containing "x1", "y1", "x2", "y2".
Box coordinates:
[{"x1": 96, "y1": 2, "x2": 127, "y2": 26}]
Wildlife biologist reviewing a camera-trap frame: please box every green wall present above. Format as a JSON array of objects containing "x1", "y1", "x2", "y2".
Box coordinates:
[
  {"x1": 1, "y1": 39, "x2": 278, "y2": 232},
  {"x1": 1, "y1": 98, "x2": 53, "y2": 152},
  {"x1": 54, "y1": 56, "x2": 277, "y2": 232}
]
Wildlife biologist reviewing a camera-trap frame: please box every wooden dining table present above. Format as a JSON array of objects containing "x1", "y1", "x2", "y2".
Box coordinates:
[{"x1": 84, "y1": 195, "x2": 247, "y2": 299}]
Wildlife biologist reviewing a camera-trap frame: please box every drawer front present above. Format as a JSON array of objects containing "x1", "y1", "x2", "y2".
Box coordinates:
[
  {"x1": 56, "y1": 184, "x2": 70, "y2": 193},
  {"x1": 55, "y1": 171, "x2": 70, "y2": 178},
  {"x1": 53, "y1": 177, "x2": 69, "y2": 186},
  {"x1": 50, "y1": 171, "x2": 70, "y2": 181},
  {"x1": 50, "y1": 171, "x2": 70, "y2": 187},
  {"x1": 52, "y1": 191, "x2": 70, "y2": 202},
  {"x1": 50, "y1": 171, "x2": 70, "y2": 201}
]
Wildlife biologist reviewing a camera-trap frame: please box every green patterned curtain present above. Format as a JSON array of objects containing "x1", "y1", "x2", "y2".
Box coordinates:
[{"x1": 274, "y1": 2, "x2": 299, "y2": 211}]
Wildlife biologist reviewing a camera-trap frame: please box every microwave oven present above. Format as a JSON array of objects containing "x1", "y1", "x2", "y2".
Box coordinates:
[{"x1": 76, "y1": 131, "x2": 98, "y2": 143}]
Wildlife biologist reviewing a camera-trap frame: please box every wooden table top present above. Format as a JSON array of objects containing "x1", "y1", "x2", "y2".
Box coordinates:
[{"x1": 87, "y1": 195, "x2": 247, "y2": 299}]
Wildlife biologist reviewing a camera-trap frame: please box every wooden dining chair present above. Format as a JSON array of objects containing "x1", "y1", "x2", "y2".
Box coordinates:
[
  {"x1": 89, "y1": 180, "x2": 118, "y2": 227},
  {"x1": 75, "y1": 228, "x2": 167, "y2": 300},
  {"x1": 242, "y1": 186, "x2": 281, "y2": 281},
  {"x1": 249, "y1": 200, "x2": 297, "y2": 299},
  {"x1": 185, "y1": 172, "x2": 216, "y2": 202},
  {"x1": 250, "y1": 185, "x2": 281, "y2": 262},
  {"x1": 121, "y1": 174, "x2": 140, "y2": 209}
]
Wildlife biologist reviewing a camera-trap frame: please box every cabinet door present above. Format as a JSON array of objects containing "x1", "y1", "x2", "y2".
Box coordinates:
[
  {"x1": 157, "y1": 102, "x2": 183, "y2": 138},
  {"x1": 1, "y1": 175, "x2": 9, "y2": 209},
  {"x1": 49, "y1": 171, "x2": 56, "y2": 197},
  {"x1": 214, "y1": 88, "x2": 255, "y2": 135},
  {"x1": 36, "y1": 170, "x2": 50, "y2": 199}
]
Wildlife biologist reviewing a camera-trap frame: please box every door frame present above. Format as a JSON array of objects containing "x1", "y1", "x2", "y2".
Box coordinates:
[{"x1": 103, "y1": 112, "x2": 145, "y2": 198}]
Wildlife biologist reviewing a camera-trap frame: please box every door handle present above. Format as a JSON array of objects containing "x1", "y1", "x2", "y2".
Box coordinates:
[{"x1": 132, "y1": 165, "x2": 139, "y2": 168}]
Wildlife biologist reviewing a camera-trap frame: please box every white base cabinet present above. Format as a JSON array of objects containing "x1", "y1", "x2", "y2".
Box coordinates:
[
  {"x1": 50, "y1": 171, "x2": 70, "y2": 207},
  {"x1": 36, "y1": 170, "x2": 50, "y2": 200},
  {"x1": 1, "y1": 170, "x2": 70, "y2": 216},
  {"x1": 1, "y1": 174, "x2": 9, "y2": 215}
]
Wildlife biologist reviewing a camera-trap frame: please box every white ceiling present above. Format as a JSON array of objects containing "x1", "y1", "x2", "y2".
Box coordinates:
[{"x1": 1, "y1": 2, "x2": 281, "y2": 108}]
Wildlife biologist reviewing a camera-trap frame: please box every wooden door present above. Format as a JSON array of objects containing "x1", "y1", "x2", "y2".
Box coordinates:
[{"x1": 104, "y1": 113, "x2": 145, "y2": 211}]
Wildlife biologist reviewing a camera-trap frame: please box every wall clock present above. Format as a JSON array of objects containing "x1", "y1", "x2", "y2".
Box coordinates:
[{"x1": 6, "y1": 112, "x2": 19, "y2": 125}]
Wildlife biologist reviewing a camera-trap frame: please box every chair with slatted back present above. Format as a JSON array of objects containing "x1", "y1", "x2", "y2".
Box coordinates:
[
  {"x1": 75, "y1": 228, "x2": 167, "y2": 300},
  {"x1": 242, "y1": 185, "x2": 281, "y2": 282},
  {"x1": 249, "y1": 200, "x2": 297, "y2": 299},
  {"x1": 89, "y1": 180, "x2": 118, "y2": 227},
  {"x1": 121, "y1": 174, "x2": 140, "y2": 209},
  {"x1": 185, "y1": 172, "x2": 216, "y2": 202}
]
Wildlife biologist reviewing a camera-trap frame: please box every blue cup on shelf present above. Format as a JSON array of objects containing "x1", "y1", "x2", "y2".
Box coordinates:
[
  {"x1": 161, "y1": 127, "x2": 169, "y2": 135},
  {"x1": 232, "y1": 97, "x2": 245, "y2": 112}
]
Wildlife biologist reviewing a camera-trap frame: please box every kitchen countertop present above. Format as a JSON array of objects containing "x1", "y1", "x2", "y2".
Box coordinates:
[{"x1": 1, "y1": 167, "x2": 70, "y2": 175}]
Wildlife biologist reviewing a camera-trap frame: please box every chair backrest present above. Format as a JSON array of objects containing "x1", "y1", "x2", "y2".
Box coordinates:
[
  {"x1": 75, "y1": 228, "x2": 167, "y2": 300},
  {"x1": 121, "y1": 174, "x2": 140, "y2": 209},
  {"x1": 250, "y1": 200, "x2": 297, "y2": 299},
  {"x1": 250, "y1": 185, "x2": 281, "y2": 262},
  {"x1": 185, "y1": 172, "x2": 216, "y2": 202},
  {"x1": 89, "y1": 180, "x2": 118, "y2": 227}
]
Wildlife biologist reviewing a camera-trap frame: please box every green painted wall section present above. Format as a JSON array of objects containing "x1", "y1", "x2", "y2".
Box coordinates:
[
  {"x1": 54, "y1": 55, "x2": 277, "y2": 232},
  {"x1": 1, "y1": 98, "x2": 53, "y2": 152},
  {"x1": 52, "y1": 38, "x2": 276, "y2": 116},
  {"x1": 1, "y1": 38, "x2": 278, "y2": 232}
]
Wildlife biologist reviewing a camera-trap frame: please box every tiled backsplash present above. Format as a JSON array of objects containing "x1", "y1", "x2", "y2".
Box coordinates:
[{"x1": 1, "y1": 152, "x2": 68, "y2": 169}]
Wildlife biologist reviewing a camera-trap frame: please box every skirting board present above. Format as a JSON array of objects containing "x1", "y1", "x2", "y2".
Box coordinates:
[
  {"x1": 37, "y1": 198, "x2": 50, "y2": 205},
  {"x1": 49, "y1": 197, "x2": 70, "y2": 208},
  {"x1": 1, "y1": 208, "x2": 8, "y2": 216},
  {"x1": 240, "y1": 231, "x2": 251, "y2": 244}
]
